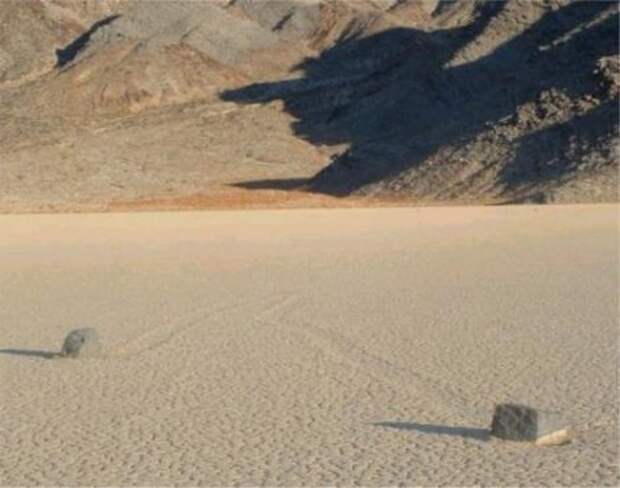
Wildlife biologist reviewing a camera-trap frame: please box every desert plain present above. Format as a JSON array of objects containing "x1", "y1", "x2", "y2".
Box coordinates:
[{"x1": 0, "y1": 204, "x2": 618, "y2": 486}]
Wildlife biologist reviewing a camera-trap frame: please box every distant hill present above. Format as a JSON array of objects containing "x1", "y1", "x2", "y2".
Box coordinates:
[{"x1": 0, "y1": 0, "x2": 617, "y2": 212}]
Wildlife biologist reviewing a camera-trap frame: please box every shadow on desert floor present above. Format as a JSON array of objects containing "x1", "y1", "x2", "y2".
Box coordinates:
[
  {"x1": 0, "y1": 349, "x2": 58, "y2": 359},
  {"x1": 375, "y1": 421, "x2": 490, "y2": 441}
]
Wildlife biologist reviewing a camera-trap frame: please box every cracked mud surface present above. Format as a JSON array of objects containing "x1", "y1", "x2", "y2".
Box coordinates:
[{"x1": 1, "y1": 205, "x2": 618, "y2": 486}]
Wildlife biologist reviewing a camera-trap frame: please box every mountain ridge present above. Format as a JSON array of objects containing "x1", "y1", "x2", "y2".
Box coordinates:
[{"x1": 0, "y1": 0, "x2": 617, "y2": 212}]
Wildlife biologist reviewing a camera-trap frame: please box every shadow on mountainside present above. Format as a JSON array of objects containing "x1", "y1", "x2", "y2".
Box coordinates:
[
  {"x1": 56, "y1": 14, "x2": 121, "y2": 68},
  {"x1": 222, "y1": 1, "x2": 618, "y2": 198}
]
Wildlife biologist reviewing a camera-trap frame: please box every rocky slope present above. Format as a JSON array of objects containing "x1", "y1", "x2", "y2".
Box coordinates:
[{"x1": 0, "y1": 0, "x2": 617, "y2": 212}]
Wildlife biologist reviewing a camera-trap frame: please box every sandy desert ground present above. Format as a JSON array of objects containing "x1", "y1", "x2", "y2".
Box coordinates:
[{"x1": 0, "y1": 205, "x2": 618, "y2": 486}]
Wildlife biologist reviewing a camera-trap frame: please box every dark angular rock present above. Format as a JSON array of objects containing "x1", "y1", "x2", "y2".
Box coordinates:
[
  {"x1": 490, "y1": 403, "x2": 571, "y2": 446},
  {"x1": 60, "y1": 328, "x2": 102, "y2": 358}
]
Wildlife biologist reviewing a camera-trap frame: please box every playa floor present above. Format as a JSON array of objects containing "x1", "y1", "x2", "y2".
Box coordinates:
[{"x1": 1, "y1": 205, "x2": 618, "y2": 486}]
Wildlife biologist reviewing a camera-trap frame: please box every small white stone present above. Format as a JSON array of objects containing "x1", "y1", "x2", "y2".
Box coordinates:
[{"x1": 535, "y1": 429, "x2": 572, "y2": 447}]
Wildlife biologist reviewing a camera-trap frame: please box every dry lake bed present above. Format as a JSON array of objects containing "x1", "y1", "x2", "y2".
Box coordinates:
[{"x1": 1, "y1": 205, "x2": 618, "y2": 486}]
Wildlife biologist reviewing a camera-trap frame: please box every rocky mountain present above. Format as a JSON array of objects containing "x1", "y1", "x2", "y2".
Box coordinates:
[{"x1": 0, "y1": 0, "x2": 617, "y2": 212}]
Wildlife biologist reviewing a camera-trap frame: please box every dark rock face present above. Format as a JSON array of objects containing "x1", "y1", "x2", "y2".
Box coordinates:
[
  {"x1": 491, "y1": 403, "x2": 539, "y2": 441},
  {"x1": 490, "y1": 403, "x2": 569, "y2": 444},
  {"x1": 60, "y1": 328, "x2": 102, "y2": 358}
]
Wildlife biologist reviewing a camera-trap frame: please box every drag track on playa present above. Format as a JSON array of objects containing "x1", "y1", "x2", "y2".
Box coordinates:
[{"x1": 1, "y1": 206, "x2": 618, "y2": 486}]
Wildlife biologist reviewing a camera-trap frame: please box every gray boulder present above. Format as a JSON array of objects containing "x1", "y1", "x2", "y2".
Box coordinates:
[
  {"x1": 490, "y1": 403, "x2": 571, "y2": 446},
  {"x1": 60, "y1": 328, "x2": 102, "y2": 358}
]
